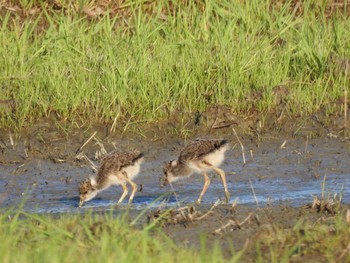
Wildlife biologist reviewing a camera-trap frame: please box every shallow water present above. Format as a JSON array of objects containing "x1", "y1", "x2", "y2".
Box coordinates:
[{"x1": 0, "y1": 137, "x2": 349, "y2": 213}]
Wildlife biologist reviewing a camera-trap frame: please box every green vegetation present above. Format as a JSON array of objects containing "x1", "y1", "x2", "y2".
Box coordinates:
[
  {"x1": 256, "y1": 210, "x2": 350, "y2": 262},
  {"x1": 0, "y1": 209, "x2": 230, "y2": 263},
  {"x1": 1, "y1": 206, "x2": 349, "y2": 262},
  {"x1": 0, "y1": 0, "x2": 349, "y2": 130}
]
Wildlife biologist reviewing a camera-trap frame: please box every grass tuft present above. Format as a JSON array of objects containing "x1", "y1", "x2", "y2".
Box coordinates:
[
  {"x1": 0, "y1": 0, "x2": 349, "y2": 131},
  {"x1": 0, "y1": 209, "x2": 232, "y2": 263}
]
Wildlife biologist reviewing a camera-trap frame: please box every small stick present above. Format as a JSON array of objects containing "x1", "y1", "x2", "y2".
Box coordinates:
[
  {"x1": 76, "y1": 152, "x2": 98, "y2": 172},
  {"x1": 194, "y1": 210, "x2": 213, "y2": 221},
  {"x1": 249, "y1": 149, "x2": 254, "y2": 161},
  {"x1": 214, "y1": 213, "x2": 254, "y2": 234},
  {"x1": 232, "y1": 127, "x2": 246, "y2": 165},
  {"x1": 280, "y1": 140, "x2": 287, "y2": 149},
  {"x1": 337, "y1": 242, "x2": 350, "y2": 262},
  {"x1": 231, "y1": 199, "x2": 238, "y2": 209},
  {"x1": 176, "y1": 206, "x2": 191, "y2": 212},
  {"x1": 194, "y1": 202, "x2": 218, "y2": 221},
  {"x1": 83, "y1": 154, "x2": 98, "y2": 172},
  {"x1": 110, "y1": 114, "x2": 119, "y2": 133},
  {"x1": 238, "y1": 212, "x2": 254, "y2": 226},
  {"x1": 305, "y1": 135, "x2": 309, "y2": 153},
  {"x1": 249, "y1": 179, "x2": 260, "y2": 208},
  {"x1": 178, "y1": 206, "x2": 190, "y2": 220},
  {"x1": 210, "y1": 117, "x2": 218, "y2": 132},
  {"x1": 9, "y1": 132, "x2": 14, "y2": 149},
  {"x1": 76, "y1": 131, "x2": 97, "y2": 154},
  {"x1": 344, "y1": 88, "x2": 348, "y2": 128},
  {"x1": 321, "y1": 174, "x2": 327, "y2": 199},
  {"x1": 214, "y1": 221, "x2": 235, "y2": 234},
  {"x1": 94, "y1": 139, "x2": 108, "y2": 157}
]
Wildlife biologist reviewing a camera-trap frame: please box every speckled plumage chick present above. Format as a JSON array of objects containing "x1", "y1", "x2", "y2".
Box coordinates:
[
  {"x1": 161, "y1": 139, "x2": 230, "y2": 204},
  {"x1": 78, "y1": 150, "x2": 144, "y2": 207}
]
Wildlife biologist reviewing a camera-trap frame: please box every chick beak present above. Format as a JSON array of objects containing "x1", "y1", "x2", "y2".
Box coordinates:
[{"x1": 160, "y1": 178, "x2": 168, "y2": 188}]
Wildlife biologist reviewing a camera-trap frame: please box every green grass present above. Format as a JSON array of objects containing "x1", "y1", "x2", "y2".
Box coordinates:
[
  {"x1": 0, "y1": 208, "x2": 232, "y2": 263},
  {"x1": 0, "y1": 0, "x2": 349, "y2": 130},
  {"x1": 1, "y1": 206, "x2": 349, "y2": 262},
  {"x1": 255, "y1": 210, "x2": 350, "y2": 262}
]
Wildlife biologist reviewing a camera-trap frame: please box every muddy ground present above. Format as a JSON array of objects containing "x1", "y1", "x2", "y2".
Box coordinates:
[
  {"x1": 0, "y1": 114, "x2": 349, "y2": 261},
  {"x1": 148, "y1": 203, "x2": 341, "y2": 260}
]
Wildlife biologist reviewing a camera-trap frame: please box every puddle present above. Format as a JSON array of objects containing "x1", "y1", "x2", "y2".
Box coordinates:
[{"x1": 0, "y1": 137, "x2": 349, "y2": 213}]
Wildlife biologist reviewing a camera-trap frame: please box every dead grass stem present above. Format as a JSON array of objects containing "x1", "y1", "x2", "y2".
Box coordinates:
[{"x1": 232, "y1": 127, "x2": 245, "y2": 165}]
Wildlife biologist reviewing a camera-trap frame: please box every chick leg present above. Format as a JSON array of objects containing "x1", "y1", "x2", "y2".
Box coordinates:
[{"x1": 196, "y1": 172, "x2": 211, "y2": 204}]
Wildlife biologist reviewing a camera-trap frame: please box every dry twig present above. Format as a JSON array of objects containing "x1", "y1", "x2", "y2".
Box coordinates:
[
  {"x1": 344, "y1": 88, "x2": 348, "y2": 128},
  {"x1": 249, "y1": 149, "x2": 254, "y2": 161},
  {"x1": 232, "y1": 127, "x2": 245, "y2": 165},
  {"x1": 75, "y1": 153, "x2": 98, "y2": 172},
  {"x1": 309, "y1": 195, "x2": 340, "y2": 215},
  {"x1": 280, "y1": 140, "x2": 287, "y2": 149},
  {"x1": 9, "y1": 132, "x2": 14, "y2": 149},
  {"x1": 337, "y1": 242, "x2": 350, "y2": 262},
  {"x1": 76, "y1": 131, "x2": 97, "y2": 154},
  {"x1": 249, "y1": 179, "x2": 260, "y2": 209},
  {"x1": 194, "y1": 201, "x2": 219, "y2": 221},
  {"x1": 148, "y1": 203, "x2": 218, "y2": 226},
  {"x1": 214, "y1": 213, "x2": 257, "y2": 234},
  {"x1": 94, "y1": 138, "x2": 108, "y2": 160}
]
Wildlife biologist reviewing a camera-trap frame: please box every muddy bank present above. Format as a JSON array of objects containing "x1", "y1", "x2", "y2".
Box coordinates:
[
  {"x1": 0, "y1": 117, "x2": 349, "y2": 261},
  {"x1": 149, "y1": 203, "x2": 349, "y2": 261},
  {"x1": 0, "y1": 124, "x2": 349, "y2": 212}
]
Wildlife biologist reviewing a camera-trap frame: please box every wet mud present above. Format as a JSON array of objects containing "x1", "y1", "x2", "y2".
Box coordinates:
[
  {"x1": 1, "y1": 132, "x2": 349, "y2": 211},
  {"x1": 0, "y1": 123, "x2": 349, "y2": 259}
]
